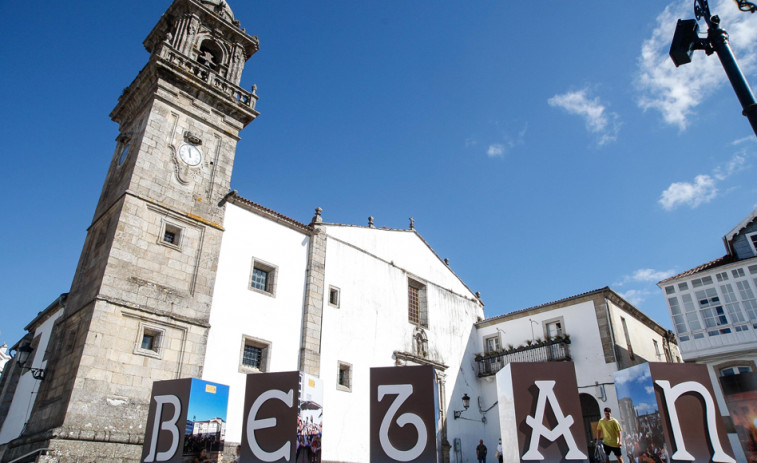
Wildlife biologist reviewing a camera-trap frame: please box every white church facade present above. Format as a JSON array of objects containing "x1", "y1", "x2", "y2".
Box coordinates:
[{"x1": 0, "y1": 1, "x2": 681, "y2": 462}]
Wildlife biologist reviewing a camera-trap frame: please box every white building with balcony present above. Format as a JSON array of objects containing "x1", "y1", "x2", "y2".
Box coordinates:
[
  {"x1": 657, "y1": 207, "x2": 757, "y2": 461},
  {"x1": 468, "y1": 287, "x2": 679, "y2": 460}
]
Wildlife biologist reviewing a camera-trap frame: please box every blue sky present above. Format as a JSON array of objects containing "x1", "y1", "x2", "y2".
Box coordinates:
[
  {"x1": 1, "y1": 1, "x2": 756, "y2": 347},
  {"x1": 615, "y1": 363, "x2": 658, "y2": 417},
  {"x1": 188, "y1": 379, "x2": 229, "y2": 423}
]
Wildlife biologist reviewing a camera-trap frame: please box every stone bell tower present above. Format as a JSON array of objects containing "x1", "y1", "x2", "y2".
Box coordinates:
[{"x1": 5, "y1": 1, "x2": 259, "y2": 461}]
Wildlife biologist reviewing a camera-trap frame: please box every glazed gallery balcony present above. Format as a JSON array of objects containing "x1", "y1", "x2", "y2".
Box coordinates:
[{"x1": 475, "y1": 337, "x2": 572, "y2": 377}]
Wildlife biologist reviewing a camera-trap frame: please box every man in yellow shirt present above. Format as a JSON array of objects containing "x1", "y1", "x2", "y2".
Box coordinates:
[{"x1": 596, "y1": 407, "x2": 624, "y2": 463}]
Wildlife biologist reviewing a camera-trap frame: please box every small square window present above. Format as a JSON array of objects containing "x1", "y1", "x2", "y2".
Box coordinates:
[
  {"x1": 159, "y1": 221, "x2": 183, "y2": 250},
  {"x1": 665, "y1": 286, "x2": 675, "y2": 294},
  {"x1": 678, "y1": 282, "x2": 689, "y2": 291},
  {"x1": 141, "y1": 333, "x2": 156, "y2": 350},
  {"x1": 328, "y1": 286, "x2": 340, "y2": 308},
  {"x1": 134, "y1": 324, "x2": 166, "y2": 359},
  {"x1": 239, "y1": 336, "x2": 271, "y2": 373},
  {"x1": 249, "y1": 258, "x2": 277, "y2": 296},
  {"x1": 732, "y1": 268, "x2": 746, "y2": 278},
  {"x1": 716, "y1": 272, "x2": 728, "y2": 282},
  {"x1": 337, "y1": 361, "x2": 352, "y2": 392},
  {"x1": 748, "y1": 265, "x2": 757, "y2": 275}
]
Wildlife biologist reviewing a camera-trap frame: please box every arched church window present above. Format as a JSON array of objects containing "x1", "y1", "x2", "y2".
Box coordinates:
[{"x1": 198, "y1": 39, "x2": 223, "y2": 69}]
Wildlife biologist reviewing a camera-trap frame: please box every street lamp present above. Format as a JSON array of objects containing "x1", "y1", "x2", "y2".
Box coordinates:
[
  {"x1": 15, "y1": 342, "x2": 46, "y2": 380},
  {"x1": 670, "y1": 0, "x2": 757, "y2": 137},
  {"x1": 453, "y1": 393, "x2": 471, "y2": 419}
]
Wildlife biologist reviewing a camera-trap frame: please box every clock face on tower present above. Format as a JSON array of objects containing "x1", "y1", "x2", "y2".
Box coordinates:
[{"x1": 178, "y1": 144, "x2": 202, "y2": 166}]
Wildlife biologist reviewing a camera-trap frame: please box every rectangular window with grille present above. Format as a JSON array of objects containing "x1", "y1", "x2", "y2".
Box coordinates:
[
  {"x1": 407, "y1": 278, "x2": 428, "y2": 328},
  {"x1": 251, "y1": 268, "x2": 269, "y2": 291},
  {"x1": 249, "y1": 258, "x2": 277, "y2": 296},
  {"x1": 243, "y1": 344, "x2": 262, "y2": 369},
  {"x1": 239, "y1": 336, "x2": 270, "y2": 373}
]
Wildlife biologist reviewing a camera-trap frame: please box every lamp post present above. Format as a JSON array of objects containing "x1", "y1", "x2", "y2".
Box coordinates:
[
  {"x1": 15, "y1": 342, "x2": 46, "y2": 380},
  {"x1": 670, "y1": 0, "x2": 757, "y2": 137},
  {"x1": 453, "y1": 393, "x2": 471, "y2": 419}
]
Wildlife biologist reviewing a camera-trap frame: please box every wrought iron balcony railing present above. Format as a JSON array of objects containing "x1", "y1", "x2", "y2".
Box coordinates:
[{"x1": 475, "y1": 337, "x2": 571, "y2": 377}]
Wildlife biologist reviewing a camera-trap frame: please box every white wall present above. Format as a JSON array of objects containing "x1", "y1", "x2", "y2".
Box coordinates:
[
  {"x1": 0, "y1": 308, "x2": 63, "y2": 444},
  {"x1": 606, "y1": 300, "x2": 670, "y2": 365},
  {"x1": 319, "y1": 226, "x2": 483, "y2": 462},
  {"x1": 202, "y1": 203, "x2": 310, "y2": 442},
  {"x1": 471, "y1": 301, "x2": 618, "y2": 460}
]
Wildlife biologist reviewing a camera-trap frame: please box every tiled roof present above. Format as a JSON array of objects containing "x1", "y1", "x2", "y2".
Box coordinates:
[
  {"x1": 657, "y1": 255, "x2": 734, "y2": 284},
  {"x1": 477, "y1": 287, "x2": 610, "y2": 325},
  {"x1": 229, "y1": 193, "x2": 312, "y2": 233}
]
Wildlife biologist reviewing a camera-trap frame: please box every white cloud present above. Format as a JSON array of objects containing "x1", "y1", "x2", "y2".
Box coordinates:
[
  {"x1": 480, "y1": 122, "x2": 528, "y2": 158},
  {"x1": 548, "y1": 89, "x2": 619, "y2": 145},
  {"x1": 631, "y1": 268, "x2": 676, "y2": 282},
  {"x1": 615, "y1": 364, "x2": 651, "y2": 385},
  {"x1": 615, "y1": 268, "x2": 676, "y2": 292},
  {"x1": 713, "y1": 154, "x2": 746, "y2": 180},
  {"x1": 635, "y1": 402, "x2": 657, "y2": 414},
  {"x1": 659, "y1": 151, "x2": 753, "y2": 210},
  {"x1": 637, "y1": 0, "x2": 757, "y2": 130},
  {"x1": 732, "y1": 136, "x2": 757, "y2": 146},
  {"x1": 659, "y1": 174, "x2": 718, "y2": 210},
  {"x1": 487, "y1": 144, "x2": 505, "y2": 157},
  {"x1": 620, "y1": 289, "x2": 652, "y2": 306}
]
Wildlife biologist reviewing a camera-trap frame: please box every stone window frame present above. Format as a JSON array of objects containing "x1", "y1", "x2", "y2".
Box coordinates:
[
  {"x1": 158, "y1": 219, "x2": 184, "y2": 251},
  {"x1": 134, "y1": 323, "x2": 166, "y2": 359},
  {"x1": 336, "y1": 360, "x2": 352, "y2": 392},
  {"x1": 116, "y1": 139, "x2": 132, "y2": 167},
  {"x1": 483, "y1": 333, "x2": 501, "y2": 354},
  {"x1": 328, "y1": 285, "x2": 340, "y2": 308},
  {"x1": 542, "y1": 316, "x2": 565, "y2": 339},
  {"x1": 408, "y1": 276, "x2": 428, "y2": 328},
  {"x1": 239, "y1": 335, "x2": 271, "y2": 374},
  {"x1": 248, "y1": 258, "x2": 278, "y2": 297}
]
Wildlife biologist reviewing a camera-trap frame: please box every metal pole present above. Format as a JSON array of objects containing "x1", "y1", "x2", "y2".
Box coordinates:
[{"x1": 708, "y1": 18, "x2": 757, "y2": 137}]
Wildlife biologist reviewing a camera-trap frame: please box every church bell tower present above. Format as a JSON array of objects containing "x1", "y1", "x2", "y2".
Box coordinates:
[{"x1": 10, "y1": 1, "x2": 259, "y2": 460}]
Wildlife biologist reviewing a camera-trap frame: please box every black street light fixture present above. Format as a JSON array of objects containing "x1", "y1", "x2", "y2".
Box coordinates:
[
  {"x1": 670, "y1": 0, "x2": 757, "y2": 137},
  {"x1": 453, "y1": 393, "x2": 471, "y2": 419},
  {"x1": 15, "y1": 343, "x2": 46, "y2": 380}
]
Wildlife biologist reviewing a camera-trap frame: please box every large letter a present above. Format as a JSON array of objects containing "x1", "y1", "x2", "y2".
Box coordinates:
[{"x1": 522, "y1": 381, "x2": 587, "y2": 461}]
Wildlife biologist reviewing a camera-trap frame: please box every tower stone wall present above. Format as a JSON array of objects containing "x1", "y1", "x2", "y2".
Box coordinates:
[{"x1": 0, "y1": 1, "x2": 259, "y2": 461}]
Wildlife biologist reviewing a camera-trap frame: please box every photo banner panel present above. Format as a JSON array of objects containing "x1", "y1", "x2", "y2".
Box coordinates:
[{"x1": 719, "y1": 370, "x2": 757, "y2": 462}]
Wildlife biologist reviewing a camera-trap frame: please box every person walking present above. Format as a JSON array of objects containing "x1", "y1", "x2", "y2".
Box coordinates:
[
  {"x1": 476, "y1": 440, "x2": 488, "y2": 463},
  {"x1": 496, "y1": 438, "x2": 503, "y2": 463},
  {"x1": 596, "y1": 407, "x2": 624, "y2": 463}
]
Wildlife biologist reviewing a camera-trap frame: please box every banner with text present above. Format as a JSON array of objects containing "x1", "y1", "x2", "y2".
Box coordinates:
[
  {"x1": 614, "y1": 362, "x2": 736, "y2": 463},
  {"x1": 141, "y1": 378, "x2": 229, "y2": 463},
  {"x1": 241, "y1": 371, "x2": 300, "y2": 463},
  {"x1": 496, "y1": 362, "x2": 589, "y2": 463},
  {"x1": 370, "y1": 365, "x2": 438, "y2": 463}
]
